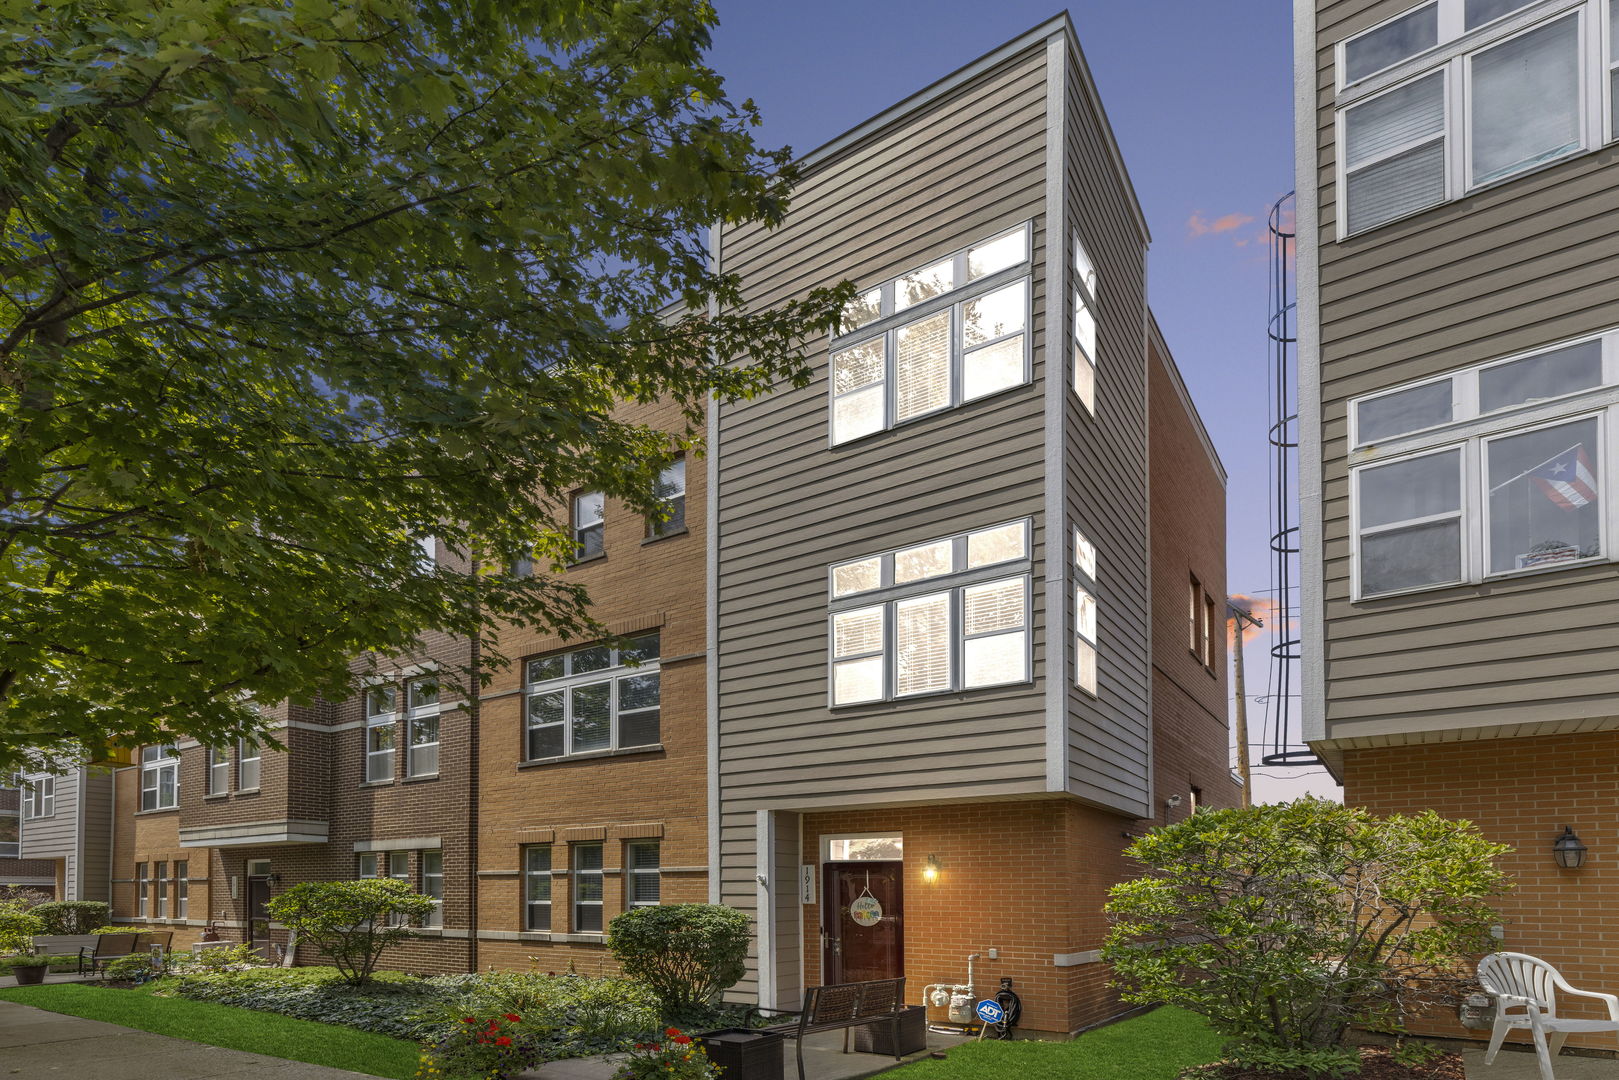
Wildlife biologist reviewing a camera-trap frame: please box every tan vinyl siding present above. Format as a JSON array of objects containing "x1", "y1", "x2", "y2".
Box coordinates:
[{"x1": 1312, "y1": 0, "x2": 1619, "y2": 745}]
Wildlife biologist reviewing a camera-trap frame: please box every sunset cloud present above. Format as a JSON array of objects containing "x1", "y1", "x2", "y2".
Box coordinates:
[{"x1": 1187, "y1": 210, "x2": 1255, "y2": 239}]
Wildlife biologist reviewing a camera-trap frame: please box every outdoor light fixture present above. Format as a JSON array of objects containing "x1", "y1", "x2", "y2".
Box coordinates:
[
  {"x1": 1553, "y1": 826, "x2": 1587, "y2": 869},
  {"x1": 923, "y1": 854, "x2": 941, "y2": 883},
  {"x1": 268, "y1": 872, "x2": 283, "y2": 885}
]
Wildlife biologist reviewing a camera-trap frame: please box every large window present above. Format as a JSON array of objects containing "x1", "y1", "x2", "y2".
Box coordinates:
[
  {"x1": 23, "y1": 775, "x2": 53, "y2": 819},
  {"x1": 626, "y1": 841, "x2": 660, "y2": 908},
  {"x1": 406, "y1": 678, "x2": 440, "y2": 778},
  {"x1": 1335, "y1": 0, "x2": 1615, "y2": 236},
  {"x1": 239, "y1": 738, "x2": 261, "y2": 790},
  {"x1": 648, "y1": 459, "x2": 686, "y2": 538},
  {"x1": 1349, "y1": 328, "x2": 1618, "y2": 598},
  {"x1": 365, "y1": 686, "x2": 396, "y2": 782},
  {"x1": 524, "y1": 845, "x2": 552, "y2": 931},
  {"x1": 421, "y1": 851, "x2": 443, "y2": 928},
  {"x1": 1072, "y1": 234, "x2": 1100, "y2": 413},
  {"x1": 139, "y1": 744, "x2": 179, "y2": 811},
  {"x1": 830, "y1": 225, "x2": 1031, "y2": 444},
  {"x1": 572, "y1": 843, "x2": 604, "y2": 933},
  {"x1": 524, "y1": 635, "x2": 660, "y2": 760},
  {"x1": 828, "y1": 520, "x2": 1031, "y2": 706}
]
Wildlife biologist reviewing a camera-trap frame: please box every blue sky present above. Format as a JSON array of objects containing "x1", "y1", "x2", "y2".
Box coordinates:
[{"x1": 709, "y1": 1, "x2": 1336, "y2": 801}]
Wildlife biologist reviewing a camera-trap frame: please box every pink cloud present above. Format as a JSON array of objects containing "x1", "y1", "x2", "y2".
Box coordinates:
[{"x1": 1187, "y1": 210, "x2": 1256, "y2": 239}]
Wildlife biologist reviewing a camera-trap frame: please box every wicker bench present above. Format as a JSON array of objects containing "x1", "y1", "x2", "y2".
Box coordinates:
[{"x1": 749, "y1": 977, "x2": 907, "y2": 1080}]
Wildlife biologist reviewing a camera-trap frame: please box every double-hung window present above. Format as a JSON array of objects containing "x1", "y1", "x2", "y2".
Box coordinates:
[
  {"x1": 1336, "y1": 0, "x2": 1616, "y2": 237},
  {"x1": 1072, "y1": 234, "x2": 1100, "y2": 412},
  {"x1": 136, "y1": 863, "x2": 149, "y2": 918},
  {"x1": 23, "y1": 775, "x2": 53, "y2": 819},
  {"x1": 523, "y1": 634, "x2": 660, "y2": 760},
  {"x1": 524, "y1": 845, "x2": 552, "y2": 931},
  {"x1": 387, "y1": 851, "x2": 410, "y2": 926},
  {"x1": 421, "y1": 851, "x2": 443, "y2": 927},
  {"x1": 358, "y1": 853, "x2": 380, "y2": 878},
  {"x1": 626, "y1": 841, "x2": 660, "y2": 908},
  {"x1": 406, "y1": 678, "x2": 440, "y2": 778},
  {"x1": 139, "y1": 744, "x2": 179, "y2": 811},
  {"x1": 207, "y1": 746, "x2": 231, "y2": 794},
  {"x1": 828, "y1": 520, "x2": 1032, "y2": 706},
  {"x1": 573, "y1": 491, "x2": 605, "y2": 559},
  {"x1": 238, "y1": 738, "x2": 261, "y2": 790},
  {"x1": 176, "y1": 860, "x2": 188, "y2": 919},
  {"x1": 830, "y1": 224, "x2": 1031, "y2": 444},
  {"x1": 1350, "y1": 328, "x2": 1616, "y2": 598},
  {"x1": 572, "y1": 843, "x2": 604, "y2": 933},
  {"x1": 648, "y1": 459, "x2": 686, "y2": 538},
  {"x1": 365, "y1": 686, "x2": 397, "y2": 782},
  {"x1": 154, "y1": 861, "x2": 169, "y2": 918},
  {"x1": 1074, "y1": 527, "x2": 1100, "y2": 695}
]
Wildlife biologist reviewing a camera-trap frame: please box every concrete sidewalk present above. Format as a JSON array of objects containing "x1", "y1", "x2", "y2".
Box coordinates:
[
  {"x1": 531, "y1": 1027, "x2": 966, "y2": 1080},
  {"x1": 1462, "y1": 1042, "x2": 1619, "y2": 1078},
  {"x1": 0, "y1": 999, "x2": 378, "y2": 1079}
]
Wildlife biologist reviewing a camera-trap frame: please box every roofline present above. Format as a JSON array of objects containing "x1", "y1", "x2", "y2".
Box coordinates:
[
  {"x1": 796, "y1": 12, "x2": 1151, "y2": 246},
  {"x1": 1148, "y1": 311, "x2": 1227, "y2": 485}
]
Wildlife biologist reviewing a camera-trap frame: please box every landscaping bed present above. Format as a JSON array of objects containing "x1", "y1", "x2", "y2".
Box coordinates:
[{"x1": 1182, "y1": 1045, "x2": 1466, "y2": 1080}]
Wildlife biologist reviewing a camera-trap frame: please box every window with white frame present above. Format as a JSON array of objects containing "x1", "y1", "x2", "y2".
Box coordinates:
[
  {"x1": 136, "y1": 862, "x2": 149, "y2": 918},
  {"x1": 524, "y1": 634, "x2": 660, "y2": 760},
  {"x1": 524, "y1": 845, "x2": 552, "y2": 931},
  {"x1": 573, "y1": 491, "x2": 605, "y2": 559},
  {"x1": 239, "y1": 738, "x2": 261, "y2": 790},
  {"x1": 1188, "y1": 575, "x2": 1204, "y2": 655},
  {"x1": 1074, "y1": 526, "x2": 1099, "y2": 695},
  {"x1": 1336, "y1": 0, "x2": 1618, "y2": 237},
  {"x1": 0, "y1": 812, "x2": 16, "y2": 858},
  {"x1": 421, "y1": 850, "x2": 443, "y2": 927},
  {"x1": 176, "y1": 860, "x2": 189, "y2": 919},
  {"x1": 414, "y1": 533, "x2": 437, "y2": 571},
  {"x1": 358, "y1": 852, "x2": 380, "y2": 878},
  {"x1": 648, "y1": 459, "x2": 686, "y2": 538},
  {"x1": 572, "y1": 842, "x2": 604, "y2": 932},
  {"x1": 23, "y1": 775, "x2": 53, "y2": 819},
  {"x1": 387, "y1": 851, "x2": 410, "y2": 926},
  {"x1": 1610, "y1": 0, "x2": 1619, "y2": 138},
  {"x1": 154, "y1": 860, "x2": 168, "y2": 918},
  {"x1": 207, "y1": 745, "x2": 231, "y2": 794},
  {"x1": 407, "y1": 678, "x2": 440, "y2": 778},
  {"x1": 830, "y1": 225, "x2": 1031, "y2": 444},
  {"x1": 828, "y1": 520, "x2": 1031, "y2": 706},
  {"x1": 1350, "y1": 328, "x2": 1618, "y2": 598},
  {"x1": 139, "y1": 744, "x2": 179, "y2": 811},
  {"x1": 1072, "y1": 233, "x2": 1099, "y2": 413},
  {"x1": 365, "y1": 686, "x2": 397, "y2": 782},
  {"x1": 626, "y1": 840, "x2": 660, "y2": 908}
]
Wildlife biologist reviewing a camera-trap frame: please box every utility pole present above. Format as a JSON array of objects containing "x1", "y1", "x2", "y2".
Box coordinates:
[{"x1": 1227, "y1": 602, "x2": 1263, "y2": 808}]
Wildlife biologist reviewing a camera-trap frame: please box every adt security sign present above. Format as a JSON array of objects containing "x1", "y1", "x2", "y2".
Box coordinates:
[{"x1": 975, "y1": 999, "x2": 1004, "y2": 1025}]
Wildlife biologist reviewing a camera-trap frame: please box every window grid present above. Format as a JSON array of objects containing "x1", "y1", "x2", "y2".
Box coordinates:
[
  {"x1": 176, "y1": 860, "x2": 189, "y2": 919},
  {"x1": 24, "y1": 776, "x2": 53, "y2": 819},
  {"x1": 524, "y1": 845, "x2": 552, "y2": 931},
  {"x1": 627, "y1": 841, "x2": 660, "y2": 908},
  {"x1": 407, "y1": 678, "x2": 440, "y2": 778},
  {"x1": 136, "y1": 862, "x2": 149, "y2": 918},
  {"x1": 365, "y1": 686, "x2": 397, "y2": 783},
  {"x1": 523, "y1": 635, "x2": 661, "y2": 761},
  {"x1": 1074, "y1": 524, "x2": 1100, "y2": 697},
  {"x1": 154, "y1": 861, "x2": 168, "y2": 918},
  {"x1": 421, "y1": 851, "x2": 443, "y2": 928},
  {"x1": 1072, "y1": 232, "x2": 1100, "y2": 413},
  {"x1": 140, "y1": 744, "x2": 179, "y2": 811},
  {"x1": 572, "y1": 843, "x2": 604, "y2": 933}
]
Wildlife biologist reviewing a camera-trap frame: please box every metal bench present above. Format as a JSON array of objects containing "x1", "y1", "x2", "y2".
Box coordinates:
[
  {"x1": 76, "y1": 932, "x2": 140, "y2": 975},
  {"x1": 749, "y1": 977, "x2": 907, "y2": 1080}
]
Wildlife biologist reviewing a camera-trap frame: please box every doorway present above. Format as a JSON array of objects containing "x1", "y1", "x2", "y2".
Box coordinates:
[
  {"x1": 245, "y1": 861, "x2": 272, "y2": 952},
  {"x1": 821, "y1": 858, "x2": 903, "y2": 983}
]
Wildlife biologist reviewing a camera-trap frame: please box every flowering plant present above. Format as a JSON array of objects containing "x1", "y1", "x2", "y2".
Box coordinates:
[
  {"x1": 611, "y1": 1028, "x2": 720, "y2": 1080},
  {"x1": 417, "y1": 1012, "x2": 540, "y2": 1080}
]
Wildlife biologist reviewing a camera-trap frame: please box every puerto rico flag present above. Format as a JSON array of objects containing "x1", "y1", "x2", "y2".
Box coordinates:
[{"x1": 1530, "y1": 445, "x2": 1598, "y2": 511}]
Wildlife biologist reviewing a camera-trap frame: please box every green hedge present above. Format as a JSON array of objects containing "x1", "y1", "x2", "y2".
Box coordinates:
[{"x1": 31, "y1": 902, "x2": 110, "y2": 934}]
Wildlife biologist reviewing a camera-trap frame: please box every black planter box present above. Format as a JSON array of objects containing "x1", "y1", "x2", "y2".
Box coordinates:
[
  {"x1": 696, "y1": 1028, "x2": 784, "y2": 1080},
  {"x1": 853, "y1": 1005, "x2": 927, "y2": 1056}
]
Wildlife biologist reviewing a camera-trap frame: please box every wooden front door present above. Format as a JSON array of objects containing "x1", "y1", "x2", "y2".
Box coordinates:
[
  {"x1": 246, "y1": 876, "x2": 271, "y2": 949},
  {"x1": 821, "y1": 861, "x2": 903, "y2": 983}
]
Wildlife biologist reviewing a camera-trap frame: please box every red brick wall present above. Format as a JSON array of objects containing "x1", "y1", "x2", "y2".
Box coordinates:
[{"x1": 1344, "y1": 733, "x2": 1619, "y2": 1046}]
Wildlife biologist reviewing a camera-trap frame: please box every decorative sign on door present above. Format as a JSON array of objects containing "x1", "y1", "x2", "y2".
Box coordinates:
[{"x1": 848, "y1": 871, "x2": 884, "y2": 926}]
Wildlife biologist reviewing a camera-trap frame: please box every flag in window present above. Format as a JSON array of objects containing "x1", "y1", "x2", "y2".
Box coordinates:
[{"x1": 1530, "y1": 445, "x2": 1597, "y2": 510}]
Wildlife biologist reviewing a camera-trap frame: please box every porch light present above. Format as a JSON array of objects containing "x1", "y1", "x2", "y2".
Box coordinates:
[
  {"x1": 1552, "y1": 826, "x2": 1587, "y2": 869},
  {"x1": 923, "y1": 855, "x2": 941, "y2": 883}
]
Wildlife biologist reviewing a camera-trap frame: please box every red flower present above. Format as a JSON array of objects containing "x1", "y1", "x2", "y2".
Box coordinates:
[
  {"x1": 673, "y1": 1035, "x2": 691, "y2": 1045},
  {"x1": 495, "y1": 1036, "x2": 512, "y2": 1047},
  {"x1": 503, "y1": 1013, "x2": 521, "y2": 1023},
  {"x1": 665, "y1": 1027, "x2": 681, "y2": 1037},
  {"x1": 462, "y1": 1017, "x2": 476, "y2": 1024}
]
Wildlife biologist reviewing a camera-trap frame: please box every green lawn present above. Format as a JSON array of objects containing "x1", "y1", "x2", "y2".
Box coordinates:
[
  {"x1": 0, "y1": 982, "x2": 422, "y2": 1079},
  {"x1": 890, "y1": 1006, "x2": 1223, "y2": 1080}
]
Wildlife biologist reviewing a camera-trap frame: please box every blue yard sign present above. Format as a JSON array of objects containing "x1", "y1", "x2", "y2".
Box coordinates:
[{"x1": 975, "y1": 999, "x2": 1004, "y2": 1025}]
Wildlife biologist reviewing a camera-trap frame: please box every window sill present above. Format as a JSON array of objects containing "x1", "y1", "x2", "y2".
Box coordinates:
[
  {"x1": 236, "y1": 787, "x2": 261, "y2": 796},
  {"x1": 641, "y1": 528, "x2": 688, "y2": 546},
  {"x1": 829, "y1": 379, "x2": 1034, "y2": 451},
  {"x1": 567, "y1": 553, "x2": 607, "y2": 569},
  {"x1": 202, "y1": 793, "x2": 231, "y2": 801},
  {"x1": 401, "y1": 773, "x2": 440, "y2": 784},
  {"x1": 135, "y1": 807, "x2": 180, "y2": 817},
  {"x1": 358, "y1": 779, "x2": 395, "y2": 789},
  {"x1": 518, "y1": 745, "x2": 664, "y2": 769},
  {"x1": 828, "y1": 679, "x2": 1034, "y2": 710}
]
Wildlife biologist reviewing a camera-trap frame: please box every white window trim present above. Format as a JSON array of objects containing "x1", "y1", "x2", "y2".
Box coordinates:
[
  {"x1": 1335, "y1": 0, "x2": 1612, "y2": 239},
  {"x1": 572, "y1": 842, "x2": 605, "y2": 934},
  {"x1": 1480, "y1": 409, "x2": 1607, "y2": 576},
  {"x1": 420, "y1": 850, "x2": 444, "y2": 928},
  {"x1": 207, "y1": 745, "x2": 231, "y2": 795},
  {"x1": 406, "y1": 679, "x2": 440, "y2": 778},
  {"x1": 176, "y1": 861, "x2": 189, "y2": 919},
  {"x1": 820, "y1": 833, "x2": 904, "y2": 864},
  {"x1": 523, "y1": 639, "x2": 661, "y2": 761},
  {"x1": 365, "y1": 689, "x2": 397, "y2": 783},
  {"x1": 23, "y1": 775, "x2": 54, "y2": 820},
  {"x1": 140, "y1": 745, "x2": 179, "y2": 811},
  {"x1": 524, "y1": 844, "x2": 553, "y2": 931},
  {"x1": 626, "y1": 840, "x2": 660, "y2": 909},
  {"x1": 136, "y1": 862, "x2": 149, "y2": 918},
  {"x1": 238, "y1": 738, "x2": 261, "y2": 791}
]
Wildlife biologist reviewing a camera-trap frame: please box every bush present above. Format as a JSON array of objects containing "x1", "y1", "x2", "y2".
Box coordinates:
[
  {"x1": 0, "y1": 901, "x2": 44, "y2": 953},
  {"x1": 612, "y1": 1027, "x2": 721, "y2": 1080},
  {"x1": 1104, "y1": 797, "x2": 1510, "y2": 1062},
  {"x1": 104, "y1": 952, "x2": 163, "y2": 983},
  {"x1": 31, "y1": 901, "x2": 110, "y2": 934},
  {"x1": 419, "y1": 1012, "x2": 544, "y2": 1080},
  {"x1": 264, "y1": 879, "x2": 434, "y2": 986},
  {"x1": 172, "y1": 967, "x2": 444, "y2": 1040},
  {"x1": 608, "y1": 904, "x2": 750, "y2": 1020},
  {"x1": 0, "y1": 953, "x2": 64, "y2": 971},
  {"x1": 0, "y1": 885, "x2": 51, "y2": 908}
]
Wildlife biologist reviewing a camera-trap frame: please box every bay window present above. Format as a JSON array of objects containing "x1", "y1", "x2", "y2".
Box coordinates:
[{"x1": 524, "y1": 635, "x2": 661, "y2": 760}]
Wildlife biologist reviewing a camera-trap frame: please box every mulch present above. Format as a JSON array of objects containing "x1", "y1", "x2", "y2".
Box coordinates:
[{"x1": 1187, "y1": 1045, "x2": 1466, "y2": 1080}]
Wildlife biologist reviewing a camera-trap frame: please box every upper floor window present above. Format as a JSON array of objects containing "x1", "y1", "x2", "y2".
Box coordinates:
[
  {"x1": 828, "y1": 520, "x2": 1032, "y2": 706},
  {"x1": 0, "y1": 813, "x2": 16, "y2": 858},
  {"x1": 1072, "y1": 233, "x2": 1099, "y2": 413},
  {"x1": 1349, "y1": 327, "x2": 1618, "y2": 598},
  {"x1": 626, "y1": 841, "x2": 660, "y2": 908},
  {"x1": 648, "y1": 459, "x2": 686, "y2": 538},
  {"x1": 1336, "y1": 0, "x2": 1615, "y2": 237},
  {"x1": 23, "y1": 775, "x2": 53, "y2": 819},
  {"x1": 1074, "y1": 526, "x2": 1099, "y2": 696},
  {"x1": 414, "y1": 533, "x2": 437, "y2": 571},
  {"x1": 524, "y1": 634, "x2": 660, "y2": 761},
  {"x1": 406, "y1": 678, "x2": 440, "y2": 778},
  {"x1": 573, "y1": 491, "x2": 605, "y2": 560},
  {"x1": 140, "y1": 744, "x2": 179, "y2": 811},
  {"x1": 207, "y1": 745, "x2": 231, "y2": 794},
  {"x1": 365, "y1": 686, "x2": 396, "y2": 783},
  {"x1": 830, "y1": 225, "x2": 1031, "y2": 445},
  {"x1": 239, "y1": 738, "x2": 261, "y2": 790}
]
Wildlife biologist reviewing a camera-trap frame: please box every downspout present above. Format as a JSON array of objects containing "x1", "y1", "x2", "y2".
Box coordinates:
[{"x1": 466, "y1": 559, "x2": 482, "y2": 973}]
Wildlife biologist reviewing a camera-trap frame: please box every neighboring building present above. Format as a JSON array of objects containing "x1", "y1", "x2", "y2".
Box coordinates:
[
  {"x1": 1, "y1": 778, "x2": 59, "y2": 897},
  {"x1": 14, "y1": 767, "x2": 112, "y2": 901},
  {"x1": 710, "y1": 15, "x2": 1235, "y2": 1036},
  {"x1": 1295, "y1": 0, "x2": 1619, "y2": 1044}
]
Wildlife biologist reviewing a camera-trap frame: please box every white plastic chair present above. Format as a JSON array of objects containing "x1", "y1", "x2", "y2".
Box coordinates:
[{"x1": 1477, "y1": 952, "x2": 1619, "y2": 1080}]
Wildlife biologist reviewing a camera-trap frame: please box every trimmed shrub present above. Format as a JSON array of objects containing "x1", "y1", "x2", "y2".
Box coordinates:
[
  {"x1": 608, "y1": 904, "x2": 750, "y2": 1020},
  {"x1": 0, "y1": 901, "x2": 44, "y2": 953},
  {"x1": 264, "y1": 879, "x2": 434, "y2": 986},
  {"x1": 31, "y1": 901, "x2": 110, "y2": 934}
]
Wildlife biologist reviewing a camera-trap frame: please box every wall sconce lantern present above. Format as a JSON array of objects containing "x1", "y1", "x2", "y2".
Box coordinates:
[
  {"x1": 1553, "y1": 826, "x2": 1587, "y2": 869},
  {"x1": 268, "y1": 873, "x2": 283, "y2": 886},
  {"x1": 923, "y1": 855, "x2": 942, "y2": 883}
]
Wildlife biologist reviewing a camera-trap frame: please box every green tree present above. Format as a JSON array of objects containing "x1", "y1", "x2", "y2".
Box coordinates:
[
  {"x1": 608, "y1": 903, "x2": 750, "y2": 1021},
  {"x1": 1103, "y1": 798, "x2": 1510, "y2": 1068},
  {"x1": 0, "y1": 0, "x2": 846, "y2": 771},
  {"x1": 265, "y1": 878, "x2": 434, "y2": 985}
]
